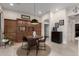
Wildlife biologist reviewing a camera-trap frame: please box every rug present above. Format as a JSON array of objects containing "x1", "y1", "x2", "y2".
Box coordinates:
[{"x1": 17, "y1": 44, "x2": 51, "y2": 56}]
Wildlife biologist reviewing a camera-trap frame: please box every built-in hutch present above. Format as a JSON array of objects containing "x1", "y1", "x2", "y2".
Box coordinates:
[{"x1": 4, "y1": 19, "x2": 41, "y2": 42}]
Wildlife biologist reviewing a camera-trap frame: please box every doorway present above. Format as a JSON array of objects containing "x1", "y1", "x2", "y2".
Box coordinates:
[
  {"x1": 44, "y1": 19, "x2": 49, "y2": 41},
  {"x1": 44, "y1": 24, "x2": 49, "y2": 37}
]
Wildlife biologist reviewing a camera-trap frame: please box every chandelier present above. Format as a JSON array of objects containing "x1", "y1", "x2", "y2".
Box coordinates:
[{"x1": 31, "y1": 3, "x2": 39, "y2": 25}]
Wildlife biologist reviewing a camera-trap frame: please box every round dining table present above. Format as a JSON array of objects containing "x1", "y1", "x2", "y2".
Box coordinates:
[
  {"x1": 27, "y1": 36, "x2": 43, "y2": 39},
  {"x1": 26, "y1": 35, "x2": 43, "y2": 55}
]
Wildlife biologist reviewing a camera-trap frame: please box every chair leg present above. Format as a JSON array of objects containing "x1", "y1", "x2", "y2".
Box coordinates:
[
  {"x1": 5, "y1": 43, "x2": 6, "y2": 48},
  {"x1": 36, "y1": 46, "x2": 39, "y2": 56},
  {"x1": 38, "y1": 42, "x2": 46, "y2": 50},
  {"x1": 44, "y1": 42, "x2": 46, "y2": 50},
  {"x1": 27, "y1": 47, "x2": 30, "y2": 56},
  {"x1": 21, "y1": 42, "x2": 23, "y2": 48}
]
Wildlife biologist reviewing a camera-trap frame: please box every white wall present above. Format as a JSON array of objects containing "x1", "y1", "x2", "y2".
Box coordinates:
[
  {"x1": 41, "y1": 13, "x2": 50, "y2": 39},
  {"x1": 75, "y1": 18, "x2": 79, "y2": 24},
  {"x1": 52, "y1": 9, "x2": 68, "y2": 44},
  {"x1": 0, "y1": 6, "x2": 2, "y2": 12},
  {"x1": 67, "y1": 6, "x2": 79, "y2": 16},
  {"x1": 68, "y1": 18, "x2": 75, "y2": 41},
  {"x1": 3, "y1": 10, "x2": 21, "y2": 20},
  {"x1": 67, "y1": 5, "x2": 79, "y2": 41},
  {"x1": 41, "y1": 9, "x2": 69, "y2": 44},
  {"x1": 67, "y1": 7, "x2": 79, "y2": 55},
  {"x1": 0, "y1": 6, "x2": 4, "y2": 42},
  {"x1": 0, "y1": 6, "x2": 1, "y2": 42}
]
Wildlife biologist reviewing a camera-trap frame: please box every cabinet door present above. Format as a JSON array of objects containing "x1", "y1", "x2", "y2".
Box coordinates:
[
  {"x1": 4, "y1": 19, "x2": 16, "y2": 41},
  {"x1": 16, "y1": 20, "x2": 30, "y2": 42},
  {"x1": 51, "y1": 32, "x2": 62, "y2": 43},
  {"x1": 16, "y1": 32, "x2": 23, "y2": 42}
]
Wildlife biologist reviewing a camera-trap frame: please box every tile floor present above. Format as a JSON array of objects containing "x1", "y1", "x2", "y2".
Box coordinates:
[{"x1": 0, "y1": 40, "x2": 78, "y2": 56}]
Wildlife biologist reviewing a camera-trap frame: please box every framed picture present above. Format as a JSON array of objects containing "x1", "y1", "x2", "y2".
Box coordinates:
[
  {"x1": 59, "y1": 20, "x2": 64, "y2": 26},
  {"x1": 21, "y1": 15, "x2": 30, "y2": 19},
  {"x1": 55, "y1": 23, "x2": 59, "y2": 28}
]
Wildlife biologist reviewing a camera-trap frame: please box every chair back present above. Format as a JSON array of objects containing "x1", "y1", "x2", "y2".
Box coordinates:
[
  {"x1": 23, "y1": 36, "x2": 27, "y2": 42},
  {"x1": 44, "y1": 36, "x2": 48, "y2": 41},
  {"x1": 27, "y1": 38, "x2": 38, "y2": 47}
]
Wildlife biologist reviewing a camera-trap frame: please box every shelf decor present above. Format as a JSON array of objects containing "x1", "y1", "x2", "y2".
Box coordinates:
[
  {"x1": 21, "y1": 15, "x2": 30, "y2": 20},
  {"x1": 55, "y1": 23, "x2": 59, "y2": 28},
  {"x1": 19, "y1": 26, "x2": 26, "y2": 32}
]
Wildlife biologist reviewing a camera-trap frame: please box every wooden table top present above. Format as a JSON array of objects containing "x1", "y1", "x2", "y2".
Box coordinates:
[{"x1": 27, "y1": 36, "x2": 43, "y2": 39}]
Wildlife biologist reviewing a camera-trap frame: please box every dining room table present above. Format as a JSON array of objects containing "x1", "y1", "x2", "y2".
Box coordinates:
[
  {"x1": 26, "y1": 35, "x2": 43, "y2": 49},
  {"x1": 26, "y1": 35, "x2": 43, "y2": 45},
  {"x1": 25, "y1": 35, "x2": 43, "y2": 55},
  {"x1": 26, "y1": 35, "x2": 43, "y2": 40}
]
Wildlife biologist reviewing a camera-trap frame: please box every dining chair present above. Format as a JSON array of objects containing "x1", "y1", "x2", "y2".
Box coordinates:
[
  {"x1": 38, "y1": 36, "x2": 48, "y2": 50},
  {"x1": 21, "y1": 36, "x2": 27, "y2": 48},
  {"x1": 27, "y1": 38, "x2": 39, "y2": 56}
]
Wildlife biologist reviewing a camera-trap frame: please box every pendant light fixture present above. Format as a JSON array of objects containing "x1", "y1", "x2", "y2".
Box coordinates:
[{"x1": 31, "y1": 3, "x2": 39, "y2": 25}]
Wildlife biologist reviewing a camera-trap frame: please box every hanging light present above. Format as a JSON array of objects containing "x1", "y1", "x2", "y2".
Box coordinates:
[
  {"x1": 31, "y1": 3, "x2": 39, "y2": 25},
  {"x1": 31, "y1": 19, "x2": 38, "y2": 24}
]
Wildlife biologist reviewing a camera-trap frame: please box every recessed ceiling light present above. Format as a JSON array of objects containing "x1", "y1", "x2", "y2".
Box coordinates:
[
  {"x1": 56, "y1": 8, "x2": 59, "y2": 11},
  {"x1": 38, "y1": 11, "x2": 42, "y2": 14},
  {"x1": 9, "y1": 3, "x2": 14, "y2": 6}
]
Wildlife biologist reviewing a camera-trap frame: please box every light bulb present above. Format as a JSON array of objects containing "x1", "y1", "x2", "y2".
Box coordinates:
[{"x1": 10, "y1": 3, "x2": 14, "y2": 6}]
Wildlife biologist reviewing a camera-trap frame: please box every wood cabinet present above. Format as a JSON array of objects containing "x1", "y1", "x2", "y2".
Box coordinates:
[
  {"x1": 16, "y1": 19, "x2": 41, "y2": 42},
  {"x1": 16, "y1": 19, "x2": 30, "y2": 42},
  {"x1": 4, "y1": 19, "x2": 41, "y2": 42},
  {"x1": 4, "y1": 19, "x2": 17, "y2": 42}
]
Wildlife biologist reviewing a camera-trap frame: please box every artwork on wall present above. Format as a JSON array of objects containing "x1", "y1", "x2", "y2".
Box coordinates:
[
  {"x1": 53, "y1": 20, "x2": 64, "y2": 32},
  {"x1": 59, "y1": 20, "x2": 64, "y2": 26},
  {"x1": 21, "y1": 15, "x2": 30, "y2": 20}
]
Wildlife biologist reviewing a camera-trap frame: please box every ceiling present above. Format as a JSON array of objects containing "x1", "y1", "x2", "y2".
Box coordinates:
[{"x1": 0, "y1": 3, "x2": 79, "y2": 17}]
